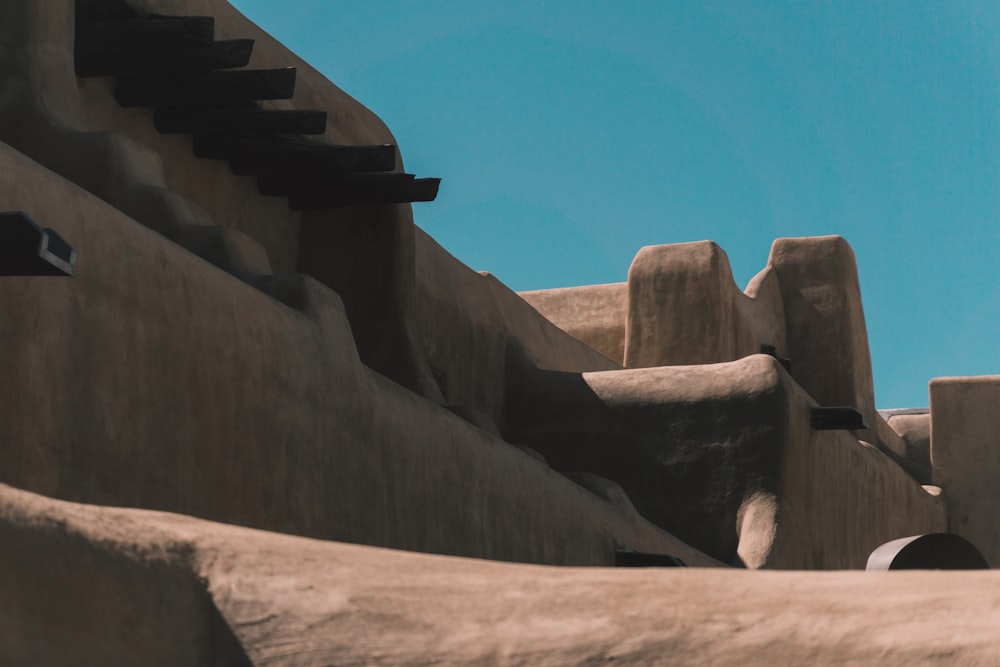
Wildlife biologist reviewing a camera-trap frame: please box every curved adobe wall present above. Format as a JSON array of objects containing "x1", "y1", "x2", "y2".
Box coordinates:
[
  {"x1": 523, "y1": 236, "x2": 878, "y2": 443},
  {"x1": 767, "y1": 235, "x2": 877, "y2": 440},
  {"x1": 522, "y1": 241, "x2": 789, "y2": 370},
  {"x1": 1, "y1": 484, "x2": 993, "y2": 665},
  {"x1": 521, "y1": 283, "x2": 629, "y2": 364},
  {"x1": 930, "y1": 376, "x2": 1000, "y2": 566},
  {"x1": 503, "y1": 354, "x2": 944, "y2": 568},
  {"x1": 624, "y1": 241, "x2": 786, "y2": 368}
]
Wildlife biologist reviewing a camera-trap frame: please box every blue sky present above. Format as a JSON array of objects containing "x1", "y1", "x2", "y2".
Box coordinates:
[{"x1": 230, "y1": 1, "x2": 998, "y2": 409}]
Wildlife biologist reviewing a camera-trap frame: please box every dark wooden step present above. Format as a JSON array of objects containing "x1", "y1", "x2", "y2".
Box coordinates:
[
  {"x1": 288, "y1": 177, "x2": 440, "y2": 210},
  {"x1": 257, "y1": 172, "x2": 416, "y2": 197},
  {"x1": 76, "y1": 17, "x2": 215, "y2": 55},
  {"x1": 76, "y1": 0, "x2": 142, "y2": 22},
  {"x1": 76, "y1": 39, "x2": 254, "y2": 77},
  {"x1": 192, "y1": 135, "x2": 397, "y2": 175},
  {"x1": 116, "y1": 68, "x2": 296, "y2": 107},
  {"x1": 155, "y1": 107, "x2": 326, "y2": 136},
  {"x1": 0, "y1": 212, "x2": 76, "y2": 277}
]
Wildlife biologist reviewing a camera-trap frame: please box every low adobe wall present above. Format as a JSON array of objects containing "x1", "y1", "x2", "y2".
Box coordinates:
[
  {"x1": 521, "y1": 282, "x2": 629, "y2": 364},
  {"x1": 930, "y1": 376, "x2": 1000, "y2": 566},
  {"x1": 523, "y1": 236, "x2": 878, "y2": 442},
  {"x1": 503, "y1": 354, "x2": 944, "y2": 569},
  {"x1": 2, "y1": 484, "x2": 992, "y2": 666},
  {"x1": 0, "y1": 139, "x2": 716, "y2": 567}
]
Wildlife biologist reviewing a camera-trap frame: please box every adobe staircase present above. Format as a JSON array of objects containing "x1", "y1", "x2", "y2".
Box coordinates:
[{"x1": 74, "y1": 0, "x2": 440, "y2": 211}]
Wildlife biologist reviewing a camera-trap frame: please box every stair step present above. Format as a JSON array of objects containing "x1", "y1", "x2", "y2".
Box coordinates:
[
  {"x1": 288, "y1": 177, "x2": 441, "y2": 210},
  {"x1": 155, "y1": 107, "x2": 326, "y2": 136},
  {"x1": 193, "y1": 135, "x2": 396, "y2": 175},
  {"x1": 76, "y1": 0, "x2": 141, "y2": 21},
  {"x1": 76, "y1": 17, "x2": 215, "y2": 55},
  {"x1": 76, "y1": 39, "x2": 254, "y2": 77},
  {"x1": 116, "y1": 68, "x2": 296, "y2": 107}
]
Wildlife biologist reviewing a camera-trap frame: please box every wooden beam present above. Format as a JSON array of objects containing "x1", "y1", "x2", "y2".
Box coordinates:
[
  {"x1": 155, "y1": 107, "x2": 326, "y2": 136},
  {"x1": 115, "y1": 68, "x2": 296, "y2": 107},
  {"x1": 192, "y1": 136, "x2": 396, "y2": 175},
  {"x1": 0, "y1": 212, "x2": 76, "y2": 277},
  {"x1": 76, "y1": 17, "x2": 215, "y2": 55},
  {"x1": 288, "y1": 178, "x2": 440, "y2": 210},
  {"x1": 257, "y1": 172, "x2": 416, "y2": 197},
  {"x1": 76, "y1": 39, "x2": 254, "y2": 77}
]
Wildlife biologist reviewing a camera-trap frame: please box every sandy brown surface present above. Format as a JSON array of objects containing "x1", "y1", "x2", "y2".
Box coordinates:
[{"x1": 4, "y1": 484, "x2": 999, "y2": 666}]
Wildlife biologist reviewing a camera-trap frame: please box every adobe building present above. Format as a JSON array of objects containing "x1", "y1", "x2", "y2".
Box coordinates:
[{"x1": 1, "y1": 1, "x2": 999, "y2": 664}]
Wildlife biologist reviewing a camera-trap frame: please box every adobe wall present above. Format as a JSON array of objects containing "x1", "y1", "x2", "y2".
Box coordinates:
[
  {"x1": 410, "y1": 229, "x2": 618, "y2": 423},
  {"x1": 884, "y1": 410, "x2": 932, "y2": 480},
  {"x1": 503, "y1": 354, "x2": 944, "y2": 568},
  {"x1": 0, "y1": 0, "x2": 975, "y2": 576},
  {"x1": 0, "y1": 0, "x2": 623, "y2": 408},
  {"x1": 524, "y1": 236, "x2": 878, "y2": 443},
  {"x1": 521, "y1": 283, "x2": 629, "y2": 364},
  {"x1": 0, "y1": 139, "x2": 718, "y2": 568},
  {"x1": 3, "y1": 484, "x2": 994, "y2": 666},
  {"x1": 930, "y1": 376, "x2": 1000, "y2": 566},
  {"x1": 768, "y1": 236, "x2": 877, "y2": 440}
]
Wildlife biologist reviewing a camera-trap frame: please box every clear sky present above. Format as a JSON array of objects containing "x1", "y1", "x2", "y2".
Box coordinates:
[{"x1": 230, "y1": 0, "x2": 998, "y2": 409}]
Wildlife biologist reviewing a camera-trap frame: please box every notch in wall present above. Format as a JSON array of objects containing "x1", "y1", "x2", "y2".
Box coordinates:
[
  {"x1": 810, "y1": 406, "x2": 868, "y2": 430},
  {"x1": 614, "y1": 549, "x2": 687, "y2": 567}
]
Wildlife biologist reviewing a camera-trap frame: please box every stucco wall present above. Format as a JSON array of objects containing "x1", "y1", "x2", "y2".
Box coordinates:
[
  {"x1": 502, "y1": 354, "x2": 944, "y2": 569},
  {"x1": 930, "y1": 376, "x2": 1000, "y2": 565},
  {"x1": 624, "y1": 241, "x2": 787, "y2": 368},
  {"x1": 0, "y1": 139, "x2": 716, "y2": 567},
  {"x1": 3, "y1": 484, "x2": 998, "y2": 666},
  {"x1": 520, "y1": 282, "x2": 629, "y2": 364}
]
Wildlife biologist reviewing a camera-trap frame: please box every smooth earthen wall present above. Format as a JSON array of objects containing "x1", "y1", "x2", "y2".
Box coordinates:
[{"x1": 930, "y1": 375, "x2": 1000, "y2": 565}]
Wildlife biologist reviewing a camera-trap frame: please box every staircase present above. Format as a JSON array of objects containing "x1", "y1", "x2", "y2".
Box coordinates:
[{"x1": 74, "y1": 0, "x2": 440, "y2": 211}]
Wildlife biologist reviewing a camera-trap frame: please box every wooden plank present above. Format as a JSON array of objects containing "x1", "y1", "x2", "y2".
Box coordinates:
[
  {"x1": 288, "y1": 178, "x2": 440, "y2": 210},
  {"x1": 115, "y1": 68, "x2": 296, "y2": 107},
  {"x1": 76, "y1": 39, "x2": 254, "y2": 77},
  {"x1": 257, "y1": 172, "x2": 416, "y2": 197},
  {"x1": 192, "y1": 136, "x2": 397, "y2": 175},
  {"x1": 76, "y1": 17, "x2": 215, "y2": 55},
  {"x1": 154, "y1": 107, "x2": 326, "y2": 136}
]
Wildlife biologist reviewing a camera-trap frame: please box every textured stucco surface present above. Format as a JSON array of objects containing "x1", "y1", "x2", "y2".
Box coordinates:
[
  {"x1": 2, "y1": 485, "x2": 997, "y2": 667},
  {"x1": 521, "y1": 282, "x2": 629, "y2": 363},
  {"x1": 1, "y1": 2, "x2": 996, "y2": 663}
]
